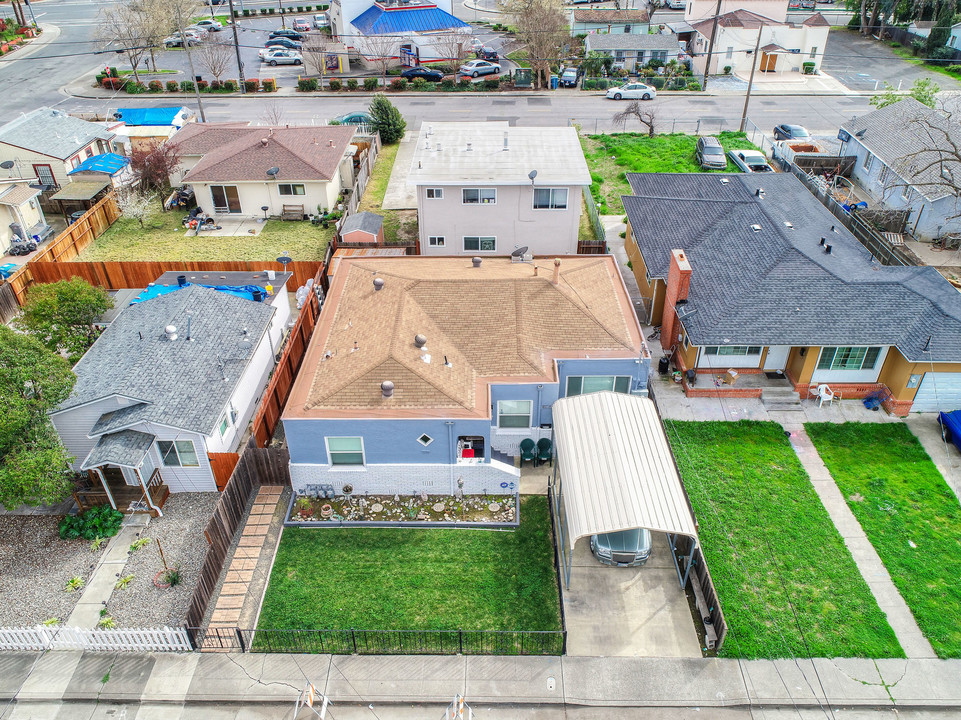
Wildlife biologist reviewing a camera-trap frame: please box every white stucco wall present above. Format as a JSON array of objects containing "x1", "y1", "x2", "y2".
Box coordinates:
[
  {"x1": 692, "y1": 24, "x2": 828, "y2": 75},
  {"x1": 191, "y1": 172, "x2": 342, "y2": 219}
]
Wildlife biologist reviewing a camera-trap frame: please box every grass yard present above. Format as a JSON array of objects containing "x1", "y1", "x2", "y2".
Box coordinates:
[
  {"x1": 582, "y1": 131, "x2": 761, "y2": 214},
  {"x1": 806, "y1": 422, "x2": 961, "y2": 658},
  {"x1": 257, "y1": 496, "x2": 561, "y2": 633},
  {"x1": 357, "y1": 141, "x2": 418, "y2": 244},
  {"x1": 77, "y1": 207, "x2": 333, "y2": 262},
  {"x1": 666, "y1": 420, "x2": 903, "y2": 660}
]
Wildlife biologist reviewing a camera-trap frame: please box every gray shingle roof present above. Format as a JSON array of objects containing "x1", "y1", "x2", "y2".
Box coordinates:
[
  {"x1": 842, "y1": 97, "x2": 961, "y2": 202},
  {"x1": 58, "y1": 285, "x2": 275, "y2": 435},
  {"x1": 585, "y1": 33, "x2": 679, "y2": 52},
  {"x1": 341, "y1": 211, "x2": 383, "y2": 237},
  {"x1": 0, "y1": 108, "x2": 115, "y2": 160},
  {"x1": 81, "y1": 430, "x2": 156, "y2": 470},
  {"x1": 622, "y1": 172, "x2": 961, "y2": 362}
]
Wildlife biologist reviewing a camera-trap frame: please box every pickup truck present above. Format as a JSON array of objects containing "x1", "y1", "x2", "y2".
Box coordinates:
[{"x1": 939, "y1": 411, "x2": 961, "y2": 451}]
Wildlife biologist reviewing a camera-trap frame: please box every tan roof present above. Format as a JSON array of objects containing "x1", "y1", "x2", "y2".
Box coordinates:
[
  {"x1": 572, "y1": 8, "x2": 650, "y2": 23},
  {"x1": 802, "y1": 12, "x2": 830, "y2": 26},
  {"x1": 0, "y1": 182, "x2": 40, "y2": 206},
  {"x1": 181, "y1": 125, "x2": 357, "y2": 183},
  {"x1": 691, "y1": 9, "x2": 786, "y2": 33},
  {"x1": 285, "y1": 256, "x2": 644, "y2": 420},
  {"x1": 170, "y1": 122, "x2": 252, "y2": 156}
]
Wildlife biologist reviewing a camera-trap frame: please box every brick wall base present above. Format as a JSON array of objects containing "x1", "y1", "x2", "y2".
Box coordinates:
[{"x1": 289, "y1": 462, "x2": 520, "y2": 496}]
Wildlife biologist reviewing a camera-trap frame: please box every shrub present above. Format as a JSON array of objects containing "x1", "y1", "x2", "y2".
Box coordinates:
[
  {"x1": 441, "y1": 77, "x2": 456, "y2": 90},
  {"x1": 890, "y1": 41, "x2": 901, "y2": 48},
  {"x1": 687, "y1": 80, "x2": 701, "y2": 91},
  {"x1": 948, "y1": 64, "x2": 961, "y2": 74},
  {"x1": 412, "y1": 76, "x2": 426, "y2": 89},
  {"x1": 927, "y1": 46, "x2": 955, "y2": 65},
  {"x1": 387, "y1": 66, "x2": 402, "y2": 76},
  {"x1": 347, "y1": 78, "x2": 358, "y2": 90},
  {"x1": 389, "y1": 77, "x2": 407, "y2": 90},
  {"x1": 223, "y1": 79, "x2": 237, "y2": 91},
  {"x1": 148, "y1": 79, "x2": 163, "y2": 93},
  {"x1": 269, "y1": 7, "x2": 275, "y2": 12},
  {"x1": 482, "y1": 75, "x2": 499, "y2": 90},
  {"x1": 369, "y1": 92, "x2": 407, "y2": 142},
  {"x1": 802, "y1": 61, "x2": 815, "y2": 75},
  {"x1": 180, "y1": 80, "x2": 195, "y2": 92},
  {"x1": 127, "y1": 81, "x2": 147, "y2": 94},
  {"x1": 297, "y1": 5, "x2": 303, "y2": 10},
  {"x1": 911, "y1": 39, "x2": 925, "y2": 56},
  {"x1": 166, "y1": 80, "x2": 179, "y2": 92},
  {"x1": 583, "y1": 78, "x2": 596, "y2": 90},
  {"x1": 649, "y1": 77, "x2": 665, "y2": 89},
  {"x1": 109, "y1": 67, "x2": 118, "y2": 77},
  {"x1": 596, "y1": 78, "x2": 608, "y2": 90},
  {"x1": 197, "y1": 79, "x2": 209, "y2": 92},
  {"x1": 306, "y1": 4, "x2": 312, "y2": 9},
  {"x1": 59, "y1": 505, "x2": 124, "y2": 541},
  {"x1": 723, "y1": 65, "x2": 732, "y2": 74},
  {"x1": 262, "y1": 78, "x2": 276, "y2": 91},
  {"x1": 458, "y1": 76, "x2": 471, "y2": 88},
  {"x1": 210, "y1": 79, "x2": 222, "y2": 90},
  {"x1": 244, "y1": 78, "x2": 260, "y2": 92},
  {"x1": 243, "y1": 8, "x2": 251, "y2": 15},
  {"x1": 298, "y1": 77, "x2": 318, "y2": 91},
  {"x1": 260, "y1": 7, "x2": 268, "y2": 13},
  {"x1": 102, "y1": 77, "x2": 126, "y2": 90},
  {"x1": 329, "y1": 78, "x2": 342, "y2": 91},
  {"x1": 364, "y1": 77, "x2": 378, "y2": 91}
]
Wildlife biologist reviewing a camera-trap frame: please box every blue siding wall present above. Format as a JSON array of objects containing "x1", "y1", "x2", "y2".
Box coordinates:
[{"x1": 490, "y1": 383, "x2": 559, "y2": 428}]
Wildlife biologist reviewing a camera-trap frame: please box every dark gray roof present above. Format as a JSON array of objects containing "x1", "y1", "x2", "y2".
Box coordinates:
[
  {"x1": 585, "y1": 33, "x2": 679, "y2": 52},
  {"x1": 0, "y1": 108, "x2": 115, "y2": 160},
  {"x1": 622, "y1": 172, "x2": 961, "y2": 362},
  {"x1": 842, "y1": 97, "x2": 961, "y2": 202},
  {"x1": 152, "y1": 270, "x2": 293, "y2": 293},
  {"x1": 341, "y1": 211, "x2": 383, "y2": 237},
  {"x1": 81, "y1": 430, "x2": 156, "y2": 470},
  {"x1": 58, "y1": 285, "x2": 275, "y2": 435}
]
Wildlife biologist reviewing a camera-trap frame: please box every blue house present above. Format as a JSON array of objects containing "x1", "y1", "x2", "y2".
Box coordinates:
[{"x1": 282, "y1": 256, "x2": 650, "y2": 497}]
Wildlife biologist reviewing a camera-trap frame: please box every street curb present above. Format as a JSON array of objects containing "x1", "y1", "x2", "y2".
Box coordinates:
[{"x1": 0, "y1": 23, "x2": 60, "y2": 64}]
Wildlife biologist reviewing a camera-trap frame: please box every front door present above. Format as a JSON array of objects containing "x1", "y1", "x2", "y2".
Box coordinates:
[
  {"x1": 761, "y1": 52, "x2": 778, "y2": 72},
  {"x1": 763, "y1": 346, "x2": 791, "y2": 372},
  {"x1": 210, "y1": 185, "x2": 241, "y2": 214}
]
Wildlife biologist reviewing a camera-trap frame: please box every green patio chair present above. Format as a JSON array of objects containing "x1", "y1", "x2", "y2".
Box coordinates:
[
  {"x1": 536, "y1": 437, "x2": 553, "y2": 467},
  {"x1": 519, "y1": 438, "x2": 536, "y2": 467}
]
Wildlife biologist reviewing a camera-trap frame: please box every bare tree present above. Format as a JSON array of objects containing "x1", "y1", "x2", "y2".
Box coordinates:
[
  {"x1": 359, "y1": 34, "x2": 399, "y2": 86},
  {"x1": 96, "y1": 3, "x2": 154, "y2": 83},
  {"x1": 612, "y1": 100, "x2": 658, "y2": 137},
  {"x1": 196, "y1": 39, "x2": 233, "y2": 82},
  {"x1": 116, "y1": 188, "x2": 156, "y2": 228},
  {"x1": 259, "y1": 101, "x2": 287, "y2": 126},
  {"x1": 303, "y1": 33, "x2": 331, "y2": 86},
  {"x1": 500, "y1": 0, "x2": 568, "y2": 89},
  {"x1": 430, "y1": 31, "x2": 469, "y2": 70}
]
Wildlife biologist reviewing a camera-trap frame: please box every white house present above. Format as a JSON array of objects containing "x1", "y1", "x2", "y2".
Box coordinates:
[
  {"x1": 0, "y1": 178, "x2": 50, "y2": 249},
  {"x1": 839, "y1": 97, "x2": 961, "y2": 241},
  {"x1": 50, "y1": 282, "x2": 288, "y2": 514},
  {"x1": 570, "y1": 8, "x2": 651, "y2": 36},
  {"x1": 584, "y1": 33, "x2": 681, "y2": 72},
  {"x1": 408, "y1": 122, "x2": 592, "y2": 256}
]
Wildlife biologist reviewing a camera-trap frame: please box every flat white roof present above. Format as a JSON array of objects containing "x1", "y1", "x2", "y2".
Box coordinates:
[
  {"x1": 408, "y1": 121, "x2": 591, "y2": 187},
  {"x1": 552, "y1": 391, "x2": 698, "y2": 553}
]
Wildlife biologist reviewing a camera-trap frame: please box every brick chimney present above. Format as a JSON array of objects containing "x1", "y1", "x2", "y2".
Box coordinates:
[{"x1": 660, "y1": 249, "x2": 692, "y2": 352}]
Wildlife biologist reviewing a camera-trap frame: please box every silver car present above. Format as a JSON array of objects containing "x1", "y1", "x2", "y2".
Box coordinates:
[
  {"x1": 458, "y1": 59, "x2": 499, "y2": 77},
  {"x1": 728, "y1": 149, "x2": 774, "y2": 173},
  {"x1": 259, "y1": 49, "x2": 303, "y2": 66},
  {"x1": 590, "y1": 528, "x2": 653, "y2": 567}
]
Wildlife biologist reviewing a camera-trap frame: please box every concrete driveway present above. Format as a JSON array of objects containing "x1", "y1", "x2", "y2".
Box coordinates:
[{"x1": 561, "y1": 532, "x2": 701, "y2": 658}]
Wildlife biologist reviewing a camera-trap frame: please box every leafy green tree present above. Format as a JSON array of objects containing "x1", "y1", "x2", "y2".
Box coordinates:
[
  {"x1": 870, "y1": 77, "x2": 940, "y2": 108},
  {"x1": 925, "y1": 0, "x2": 956, "y2": 57},
  {"x1": 15, "y1": 278, "x2": 113, "y2": 364},
  {"x1": 368, "y1": 93, "x2": 407, "y2": 144},
  {"x1": 0, "y1": 326, "x2": 76, "y2": 510}
]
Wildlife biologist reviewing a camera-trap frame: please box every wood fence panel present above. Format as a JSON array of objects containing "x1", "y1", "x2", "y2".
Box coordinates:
[
  {"x1": 0, "y1": 282, "x2": 20, "y2": 323},
  {"x1": 208, "y1": 453, "x2": 240, "y2": 491}
]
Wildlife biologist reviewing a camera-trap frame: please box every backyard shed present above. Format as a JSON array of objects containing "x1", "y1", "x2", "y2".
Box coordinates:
[{"x1": 340, "y1": 210, "x2": 384, "y2": 244}]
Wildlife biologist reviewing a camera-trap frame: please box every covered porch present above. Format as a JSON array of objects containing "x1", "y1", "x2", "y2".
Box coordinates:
[{"x1": 78, "y1": 430, "x2": 170, "y2": 517}]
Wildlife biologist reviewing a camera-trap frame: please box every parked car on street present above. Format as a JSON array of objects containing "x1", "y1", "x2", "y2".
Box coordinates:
[
  {"x1": 163, "y1": 33, "x2": 199, "y2": 47},
  {"x1": 475, "y1": 46, "x2": 498, "y2": 61},
  {"x1": 590, "y1": 528, "x2": 652, "y2": 567},
  {"x1": 773, "y1": 123, "x2": 811, "y2": 140},
  {"x1": 728, "y1": 149, "x2": 774, "y2": 173},
  {"x1": 459, "y1": 59, "x2": 499, "y2": 77},
  {"x1": 605, "y1": 82, "x2": 656, "y2": 100},
  {"x1": 313, "y1": 12, "x2": 329, "y2": 28},
  {"x1": 259, "y1": 48, "x2": 303, "y2": 65},
  {"x1": 467, "y1": 37, "x2": 484, "y2": 52},
  {"x1": 264, "y1": 37, "x2": 303, "y2": 50},
  {"x1": 194, "y1": 19, "x2": 223, "y2": 32},
  {"x1": 401, "y1": 66, "x2": 445, "y2": 81},
  {"x1": 331, "y1": 111, "x2": 374, "y2": 125},
  {"x1": 559, "y1": 67, "x2": 579, "y2": 87},
  {"x1": 292, "y1": 17, "x2": 310, "y2": 32},
  {"x1": 696, "y1": 136, "x2": 728, "y2": 169},
  {"x1": 269, "y1": 28, "x2": 305, "y2": 41}
]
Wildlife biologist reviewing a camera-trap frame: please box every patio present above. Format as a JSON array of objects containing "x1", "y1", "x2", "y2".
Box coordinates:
[{"x1": 186, "y1": 216, "x2": 264, "y2": 237}]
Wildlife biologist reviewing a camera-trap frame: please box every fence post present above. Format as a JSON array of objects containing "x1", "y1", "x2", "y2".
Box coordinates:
[
  {"x1": 562, "y1": 630, "x2": 567, "y2": 656},
  {"x1": 458, "y1": 628, "x2": 463, "y2": 655},
  {"x1": 351, "y1": 627, "x2": 358, "y2": 654},
  {"x1": 236, "y1": 627, "x2": 247, "y2": 653}
]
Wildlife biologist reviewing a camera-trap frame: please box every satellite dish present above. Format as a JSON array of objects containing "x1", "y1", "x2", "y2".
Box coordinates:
[
  {"x1": 276, "y1": 254, "x2": 293, "y2": 267},
  {"x1": 0, "y1": 160, "x2": 14, "y2": 170},
  {"x1": 511, "y1": 246, "x2": 529, "y2": 257},
  {"x1": 528, "y1": 170, "x2": 537, "y2": 181},
  {"x1": 266, "y1": 167, "x2": 280, "y2": 177}
]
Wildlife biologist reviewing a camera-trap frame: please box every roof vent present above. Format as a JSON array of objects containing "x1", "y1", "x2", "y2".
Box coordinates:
[
  {"x1": 784, "y1": 221, "x2": 793, "y2": 229},
  {"x1": 436, "y1": 142, "x2": 442, "y2": 152},
  {"x1": 719, "y1": 178, "x2": 729, "y2": 185},
  {"x1": 381, "y1": 380, "x2": 394, "y2": 399},
  {"x1": 751, "y1": 224, "x2": 761, "y2": 233},
  {"x1": 466, "y1": 142, "x2": 472, "y2": 151},
  {"x1": 425, "y1": 140, "x2": 431, "y2": 150},
  {"x1": 164, "y1": 325, "x2": 178, "y2": 341},
  {"x1": 373, "y1": 277, "x2": 385, "y2": 291},
  {"x1": 819, "y1": 236, "x2": 826, "y2": 246},
  {"x1": 824, "y1": 244, "x2": 832, "y2": 254},
  {"x1": 755, "y1": 188, "x2": 765, "y2": 198},
  {"x1": 503, "y1": 131, "x2": 509, "y2": 151},
  {"x1": 414, "y1": 334, "x2": 427, "y2": 348},
  {"x1": 472, "y1": 257, "x2": 482, "y2": 268},
  {"x1": 328, "y1": 139, "x2": 334, "y2": 147},
  {"x1": 261, "y1": 138, "x2": 268, "y2": 147}
]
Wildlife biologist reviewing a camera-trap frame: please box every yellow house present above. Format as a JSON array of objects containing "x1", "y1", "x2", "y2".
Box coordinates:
[{"x1": 623, "y1": 172, "x2": 961, "y2": 415}]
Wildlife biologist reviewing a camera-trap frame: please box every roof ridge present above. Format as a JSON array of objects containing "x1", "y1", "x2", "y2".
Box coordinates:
[
  {"x1": 513, "y1": 280, "x2": 546, "y2": 375},
  {"x1": 556, "y1": 263, "x2": 635, "y2": 350}
]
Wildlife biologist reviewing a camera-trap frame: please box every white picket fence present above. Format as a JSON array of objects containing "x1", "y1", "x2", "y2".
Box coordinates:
[{"x1": 0, "y1": 625, "x2": 193, "y2": 652}]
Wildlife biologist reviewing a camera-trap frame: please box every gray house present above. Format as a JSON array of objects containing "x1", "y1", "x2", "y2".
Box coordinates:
[
  {"x1": 584, "y1": 33, "x2": 680, "y2": 72},
  {"x1": 839, "y1": 98, "x2": 961, "y2": 242}
]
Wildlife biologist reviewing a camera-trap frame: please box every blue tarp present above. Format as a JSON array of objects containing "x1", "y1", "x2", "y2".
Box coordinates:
[
  {"x1": 67, "y1": 153, "x2": 129, "y2": 176},
  {"x1": 130, "y1": 283, "x2": 267, "y2": 305},
  {"x1": 351, "y1": 5, "x2": 468, "y2": 35},
  {"x1": 114, "y1": 107, "x2": 186, "y2": 127}
]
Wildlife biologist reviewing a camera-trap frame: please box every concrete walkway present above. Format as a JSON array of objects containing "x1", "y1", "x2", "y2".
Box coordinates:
[
  {"x1": 784, "y1": 425, "x2": 936, "y2": 659},
  {"x1": 381, "y1": 129, "x2": 418, "y2": 210}
]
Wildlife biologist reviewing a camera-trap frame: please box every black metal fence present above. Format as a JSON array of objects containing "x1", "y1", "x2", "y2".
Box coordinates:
[{"x1": 190, "y1": 627, "x2": 566, "y2": 656}]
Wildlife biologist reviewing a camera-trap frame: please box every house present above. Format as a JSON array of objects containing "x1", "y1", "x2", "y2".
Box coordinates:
[
  {"x1": 108, "y1": 106, "x2": 194, "y2": 154},
  {"x1": 948, "y1": 21, "x2": 961, "y2": 49},
  {"x1": 622, "y1": 171, "x2": 961, "y2": 415},
  {"x1": 838, "y1": 98, "x2": 961, "y2": 241},
  {"x1": 50, "y1": 282, "x2": 285, "y2": 514},
  {"x1": 408, "y1": 122, "x2": 591, "y2": 256},
  {"x1": 66, "y1": 152, "x2": 133, "y2": 189},
  {"x1": 688, "y1": 10, "x2": 830, "y2": 76},
  {"x1": 686, "y1": 0, "x2": 789, "y2": 23},
  {"x1": 570, "y1": 8, "x2": 650, "y2": 36},
  {"x1": 584, "y1": 33, "x2": 680, "y2": 72},
  {"x1": 340, "y1": 211, "x2": 385, "y2": 244},
  {"x1": 907, "y1": 20, "x2": 935, "y2": 37},
  {"x1": 173, "y1": 123, "x2": 358, "y2": 220},
  {"x1": 0, "y1": 178, "x2": 52, "y2": 249},
  {"x1": 0, "y1": 107, "x2": 116, "y2": 190},
  {"x1": 281, "y1": 255, "x2": 649, "y2": 496}
]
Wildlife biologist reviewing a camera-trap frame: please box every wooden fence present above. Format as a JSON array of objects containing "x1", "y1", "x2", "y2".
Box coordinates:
[
  {"x1": 185, "y1": 445, "x2": 290, "y2": 630},
  {"x1": 0, "y1": 625, "x2": 192, "y2": 652},
  {"x1": 0, "y1": 282, "x2": 20, "y2": 324},
  {"x1": 208, "y1": 452, "x2": 241, "y2": 491}
]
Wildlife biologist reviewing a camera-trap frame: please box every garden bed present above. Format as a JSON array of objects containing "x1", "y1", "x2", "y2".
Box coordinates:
[
  {"x1": 287, "y1": 493, "x2": 517, "y2": 525},
  {"x1": 806, "y1": 422, "x2": 961, "y2": 659}
]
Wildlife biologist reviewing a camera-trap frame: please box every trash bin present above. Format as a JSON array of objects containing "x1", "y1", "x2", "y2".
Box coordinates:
[
  {"x1": 550, "y1": 74, "x2": 559, "y2": 90},
  {"x1": 658, "y1": 356, "x2": 670, "y2": 375}
]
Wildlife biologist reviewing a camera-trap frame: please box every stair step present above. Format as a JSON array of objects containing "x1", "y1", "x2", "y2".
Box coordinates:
[{"x1": 764, "y1": 402, "x2": 805, "y2": 412}]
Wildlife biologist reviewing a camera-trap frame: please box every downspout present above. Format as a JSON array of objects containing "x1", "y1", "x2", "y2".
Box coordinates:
[
  {"x1": 93, "y1": 467, "x2": 117, "y2": 510},
  {"x1": 135, "y1": 466, "x2": 163, "y2": 517},
  {"x1": 446, "y1": 421, "x2": 455, "y2": 493},
  {"x1": 535, "y1": 385, "x2": 543, "y2": 428}
]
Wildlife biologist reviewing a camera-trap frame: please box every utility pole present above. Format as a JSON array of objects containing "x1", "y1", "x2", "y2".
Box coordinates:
[
  {"x1": 700, "y1": 0, "x2": 723, "y2": 91},
  {"x1": 739, "y1": 25, "x2": 762, "y2": 132},
  {"x1": 174, "y1": 4, "x2": 207, "y2": 122},
  {"x1": 279, "y1": 0, "x2": 286, "y2": 28},
  {"x1": 227, "y1": 0, "x2": 246, "y2": 92}
]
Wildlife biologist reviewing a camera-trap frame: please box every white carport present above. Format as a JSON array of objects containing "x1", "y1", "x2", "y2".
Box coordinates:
[{"x1": 549, "y1": 392, "x2": 699, "y2": 588}]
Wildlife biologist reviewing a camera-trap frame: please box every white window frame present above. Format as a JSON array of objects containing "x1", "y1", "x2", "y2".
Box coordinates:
[
  {"x1": 809, "y1": 46, "x2": 817, "y2": 59},
  {"x1": 533, "y1": 187, "x2": 569, "y2": 210},
  {"x1": 417, "y1": 433, "x2": 434, "y2": 446},
  {"x1": 464, "y1": 236, "x2": 496, "y2": 252},
  {"x1": 704, "y1": 346, "x2": 763, "y2": 356},
  {"x1": 462, "y1": 188, "x2": 496, "y2": 205},
  {"x1": 278, "y1": 183, "x2": 306, "y2": 196},
  {"x1": 862, "y1": 152, "x2": 874, "y2": 172},
  {"x1": 428, "y1": 235, "x2": 445, "y2": 247},
  {"x1": 325, "y1": 436, "x2": 366, "y2": 467},
  {"x1": 566, "y1": 375, "x2": 632, "y2": 396},
  {"x1": 426, "y1": 188, "x2": 444, "y2": 199},
  {"x1": 496, "y1": 400, "x2": 533, "y2": 428},
  {"x1": 156, "y1": 439, "x2": 200, "y2": 467}
]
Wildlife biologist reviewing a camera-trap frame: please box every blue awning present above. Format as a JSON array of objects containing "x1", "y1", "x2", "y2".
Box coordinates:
[
  {"x1": 113, "y1": 107, "x2": 187, "y2": 127},
  {"x1": 67, "y1": 153, "x2": 129, "y2": 176},
  {"x1": 351, "y1": 4, "x2": 469, "y2": 35}
]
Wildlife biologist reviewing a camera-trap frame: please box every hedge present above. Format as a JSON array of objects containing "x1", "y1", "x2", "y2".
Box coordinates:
[{"x1": 364, "y1": 77, "x2": 378, "y2": 90}]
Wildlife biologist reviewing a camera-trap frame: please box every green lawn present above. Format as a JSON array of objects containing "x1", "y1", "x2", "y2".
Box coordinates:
[
  {"x1": 582, "y1": 131, "x2": 761, "y2": 214},
  {"x1": 257, "y1": 496, "x2": 562, "y2": 633},
  {"x1": 357, "y1": 141, "x2": 418, "y2": 244},
  {"x1": 77, "y1": 207, "x2": 333, "y2": 262},
  {"x1": 806, "y1": 422, "x2": 961, "y2": 658},
  {"x1": 666, "y1": 420, "x2": 903, "y2": 660}
]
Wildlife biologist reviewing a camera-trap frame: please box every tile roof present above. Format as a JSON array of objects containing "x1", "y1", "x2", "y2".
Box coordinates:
[
  {"x1": 0, "y1": 108, "x2": 115, "y2": 160},
  {"x1": 67, "y1": 152, "x2": 129, "y2": 176},
  {"x1": 585, "y1": 33, "x2": 680, "y2": 52},
  {"x1": 80, "y1": 430, "x2": 155, "y2": 470},
  {"x1": 57, "y1": 285, "x2": 275, "y2": 435},
  {"x1": 802, "y1": 12, "x2": 831, "y2": 26},
  {"x1": 285, "y1": 257, "x2": 643, "y2": 419},
  {"x1": 180, "y1": 125, "x2": 357, "y2": 183},
  {"x1": 841, "y1": 97, "x2": 961, "y2": 202},
  {"x1": 351, "y1": 4, "x2": 469, "y2": 34},
  {"x1": 341, "y1": 211, "x2": 383, "y2": 236},
  {"x1": 622, "y1": 172, "x2": 961, "y2": 362},
  {"x1": 0, "y1": 183, "x2": 40, "y2": 206},
  {"x1": 572, "y1": 8, "x2": 650, "y2": 22}
]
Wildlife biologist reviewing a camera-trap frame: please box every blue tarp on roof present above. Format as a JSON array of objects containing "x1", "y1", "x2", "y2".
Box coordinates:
[
  {"x1": 114, "y1": 107, "x2": 185, "y2": 127},
  {"x1": 351, "y1": 4, "x2": 469, "y2": 35},
  {"x1": 67, "y1": 153, "x2": 130, "y2": 176},
  {"x1": 129, "y1": 283, "x2": 268, "y2": 305}
]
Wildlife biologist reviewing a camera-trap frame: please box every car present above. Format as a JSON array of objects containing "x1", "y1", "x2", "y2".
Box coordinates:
[
  {"x1": 590, "y1": 528, "x2": 652, "y2": 567},
  {"x1": 773, "y1": 123, "x2": 811, "y2": 140},
  {"x1": 696, "y1": 135, "x2": 727, "y2": 169},
  {"x1": 264, "y1": 37, "x2": 303, "y2": 50},
  {"x1": 203, "y1": 0, "x2": 228, "y2": 5},
  {"x1": 185, "y1": 25, "x2": 209, "y2": 39},
  {"x1": 939, "y1": 411, "x2": 961, "y2": 451},
  {"x1": 666, "y1": 0, "x2": 686, "y2": 8},
  {"x1": 194, "y1": 19, "x2": 223, "y2": 31},
  {"x1": 313, "y1": 12, "x2": 329, "y2": 28},
  {"x1": 605, "y1": 81, "x2": 656, "y2": 100},
  {"x1": 800, "y1": 0, "x2": 816, "y2": 7},
  {"x1": 259, "y1": 48, "x2": 303, "y2": 65},
  {"x1": 331, "y1": 111, "x2": 374, "y2": 125},
  {"x1": 458, "y1": 59, "x2": 499, "y2": 77},
  {"x1": 558, "y1": 67, "x2": 578, "y2": 87},
  {"x1": 292, "y1": 18, "x2": 310, "y2": 32},
  {"x1": 467, "y1": 37, "x2": 484, "y2": 52},
  {"x1": 401, "y1": 66, "x2": 445, "y2": 81},
  {"x1": 475, "y1": 46, "x2": 498, "y2": 61},
  {"x1": 788, "y1": 0, "x2": 801, "y2": 7},
  {"x1": 163, "y1": 33, "x2": 199, "y2": 47},
  {"x1": 728, "y1": 149, "x2": 774, "y2": 173},
  {"x1": 269, "y1": 28, "x2": 305, "y2": 41}
]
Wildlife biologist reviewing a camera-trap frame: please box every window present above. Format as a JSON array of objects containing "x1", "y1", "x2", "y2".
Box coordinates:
[
  {"x1": 219, "y1": 414, "x2": 230, "y2": 437},
  {"x1": 327, "y1": 437, "x2": 364, "y2": 465},
  {"x1": 862, "y1": 153, "x2": 874, "y2": 172},
  {"x1": 615, "y1": 50, "x2": 625, "y2": 61},
  {"x1": 907, "y1": 373, "x2": 922, "y2": 389},
  {"x1": 464, "y1": 236, "x2": 495, "y2": 251},
  {"x1": 566, "y1": 376, "x2": 631, "y2": 396},
  {"x1": 703, "y1": 346, "x2": 762, "y2": 356},
  {"x1": 816, "y1": 346, "x2": 881, "y2": 371},
  {"x1": 902, "y1": 185, "x2": 914, "y2": 202},
  {"x1": 70, "y1": 157, "x2": 81, "y2": 169},
  {"x1": 497, "y1": 400, "x2": 532, "y2": 428},
  {"x1": 652, "y1": 50, "x2": 667, "y2": 60},
  {"x1": 417, "y1": 433, "x2": 434, "y2": 446},
  {"x1": 533, "y1": 188, "x2": 568, "y2": 210},
  {"x1": 211, "y1": 185, "x2": 241, "y2": 213},
  {"x1": 809, "y1": 46, "x2": 817, "y2": 59},
  {"x1": 462, "y1": 188, "x2": 496, "y2": 204},
  {"x1": 278, "y1": 183, "x2": 306, "y2": 196},
  {"x1": 725, "y1": 46, "x2": 734, "y2": 59},
  {"x1": 85, "y1": 147, "x2": 94, "y2": 159},
  {"x1": 32, "y1": 164, "x2": 55, "y2": 187},
  {"x1": 157, "y1": 440, "x2": 200, "y2": 467},
  {"x1": 428, "y1": 236, "x2": 445, "y2": 247},
  {"x1": 879, "y1": 165, "x2": 890, "y2": 185},
  {"x1": 426, "y1": 188, "x2": 444, "y2": 199}
]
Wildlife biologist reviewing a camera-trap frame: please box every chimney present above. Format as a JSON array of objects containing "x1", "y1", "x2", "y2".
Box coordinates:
[
  {"x1": 660, "y1": 249, "x2": 692, "y2": 352},
  {"x1": 472, "y1": 257, "x2": 482, "y2": 268},
  {"x1": 552, "y1": 258, "x2": 561, "y2": 285},
  {"x1": 373, "y1": 277, "x2": 385, "y2": 291},
  {"x1": 328, "y1": 139, "x2": 334, "y2": 147},
  {"x1": 414, "y1": 334, "x2": 427, "y2": 349},
  {"x1": 381, "y1": 380, "x2": 394, "y2": 399}
]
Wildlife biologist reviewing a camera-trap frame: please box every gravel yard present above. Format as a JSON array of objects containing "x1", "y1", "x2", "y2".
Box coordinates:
[
  {"x1": 0, "y1": 516, "x2": 106, "y2": 626},
  {"x1": 106, "y1": 493, "x2": 218, "y2": 628}
]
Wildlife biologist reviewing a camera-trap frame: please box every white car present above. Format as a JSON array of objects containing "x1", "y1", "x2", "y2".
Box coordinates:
[
  {"x1": 313, "y1": 12, "x2": 329, "y2": 28},
  {"x1": 606, "y1": 82, "x2": 656, "y2": 100},
  {"x1": 728, "y1": 149, "x2": 774, "y2": 173},
  {"x1": 194, "y1": 19, "x2": 224, "y2": 31},
  {"x1": 458, "y1": 59, "x2": 499, "y2": 77},
  {"x1": 258, "y1": 48, "x2": 303, "y2": 65}
]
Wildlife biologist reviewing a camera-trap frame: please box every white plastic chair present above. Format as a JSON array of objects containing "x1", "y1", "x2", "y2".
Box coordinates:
[{"x1": 816, "y1": 384, "x2": 836, "y2": 408}]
